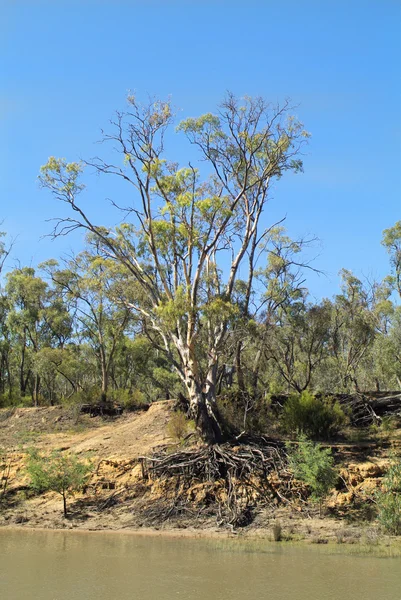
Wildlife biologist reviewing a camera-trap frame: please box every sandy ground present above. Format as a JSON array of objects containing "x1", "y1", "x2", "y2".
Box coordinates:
[{"x1": 0, "y1": 401, "x2": 173, "y2": 457}]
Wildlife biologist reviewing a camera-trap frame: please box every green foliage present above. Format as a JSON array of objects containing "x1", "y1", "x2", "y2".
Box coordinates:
[
  {"x1": 109, "y1": 388, "x2": 146, "y2": 411},
  {"x1": 280, "y1": 391, "x2": 347, "y2": 439},
  {"x1": 376, "y1": 457, "x2": 401, "y2": 535},
  {"x1": 11, "y1": 396, "x2": 37, "y2": 408},
  {"x1": 0, "y1": 449, "x2": 12, "y2": 503},
  {"x1": 167, "y1": 411, "x2": 195, "y2": 441},
  {"x1": 26, "y1": 449, "x2": 92, "y2": 516},
  {"x1": 66, "y1": 387, "x2": 103, "y2": 406},
  {"x1": 382, "y1": 221, "x2": 401, "y2": 298},
  {"x1": 381, "y1": 416, "x2": 399, "y2": 433},
  {"x1": 217, "y1": 388, "x2": 270, "y2": 435},
  {"x1": 286, "y1": 436, "x2": 338, "y2": 512}
]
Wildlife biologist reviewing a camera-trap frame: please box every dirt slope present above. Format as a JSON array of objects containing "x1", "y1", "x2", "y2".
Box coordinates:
[
  {"x1": 0, "y1": 402, "x2": 178, "y2": 531},
  {"x1": 0, "y1": 401, "x2": 173, "y2": 459}
]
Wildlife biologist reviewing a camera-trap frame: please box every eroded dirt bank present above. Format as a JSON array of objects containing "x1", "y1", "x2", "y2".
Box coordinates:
[{"x1": 0, "y1": 402, "x2": 400, "y2": 546}]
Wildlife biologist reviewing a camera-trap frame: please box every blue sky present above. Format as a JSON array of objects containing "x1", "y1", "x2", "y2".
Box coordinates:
[{"x1": 2, "y1": 0, "x2": 400, "y2": 300}]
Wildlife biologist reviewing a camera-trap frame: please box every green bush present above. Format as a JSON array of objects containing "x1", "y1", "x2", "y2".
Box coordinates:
[
  {"x1": 272, "y1": 521, "x2": 282, "y2": 542},
  {"x1": 26, "y1": 449, "x2": 92, "y2": 517},
  {"x1": 64, "y1": 387, "x2": 102, "y2": 407},
  {"x1": 380, "y1": 416, "x2": 399, "y2": 433},
  {"x1": 1, "y1": 394, "x2": 36, "y2": 408},
  {"x1": 167, "y1": 411, "x2": 195, "y2": 441},
  {"x1": 281, "y1": 391, "x2": 347, "y2": 439},
  {"x1": 109, "y1": 388, "x2": 147, "y2": 411},
  {"x1": 286, "y1": 435, "x2": 338, "y2": 515},
  {"x1": 376, "y1": 458, "x2": 401, "y2": 535},
  {"x1": 64, "y1": 388, "x2": 147, "y2": 412},
  {"x1": 217, "y1": 388, "x2": 270, "y2": 435}
]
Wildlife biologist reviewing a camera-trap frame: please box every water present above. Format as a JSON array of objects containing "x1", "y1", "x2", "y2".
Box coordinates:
[{"x1": 0, "y1": 529, "x2": 400, "y2": 600}]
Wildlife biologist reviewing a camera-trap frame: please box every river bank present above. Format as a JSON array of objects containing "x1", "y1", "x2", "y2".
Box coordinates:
[{"x1": 1, "y1": 402, "x2": 400, "y2": 549}]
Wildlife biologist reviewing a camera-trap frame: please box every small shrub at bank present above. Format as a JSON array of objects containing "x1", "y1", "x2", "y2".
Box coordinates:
[
  {"x1": 26, "y1": 449, "x2": 92, "y2": 517},
  {"x1": 281, "y1": 391, "x2": 347, "y2": 439},
  {"x1": 272, "y1": 521, "x2": 282, "y2": 542},
  {"x1": 380, "y1": 416, "x2": 399, "y2": 433},
  {"x1": 286, "y1": 435, "x2": 338, "y2": 515},
  {"x1": 376, "y1": 457, "x2": 401, "y2": 535}
]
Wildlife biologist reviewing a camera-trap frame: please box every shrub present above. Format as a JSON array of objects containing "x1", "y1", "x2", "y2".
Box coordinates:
[
  {"x1": 286, "y1": 435, "x2": 338, "y2": 516},
  {"x1": 64, "y1": 387, "x2": 101, "y2": 407},
  {"x1": 110, "y1": 388, "x2": 147, "y2": 411},
  {"x1": 281, "y1": 391, "x2": 347, "y2": 439},
  {"x1": 376, "y1": 457, "x2": 401, "y2": 535},
  {"x1": 167, "y1": 411, "x2": 194, "y2": 441},
  {"x1": 272, "y1": 521, "x2": 282, "y2": 542},
  {"x1": 26, "y1": 449, "x2": 92, "y2": 517},
  {"x1": 65, "y1": 388, "x2": 147, "y2": 413},
  {"x1": 13, "y1": 395, "x2": 35, "y2": 408},
  {"x1": 217, "y1": 388, "x2": 270, "y2": 435},
  {"x1": 380, "y1": 416, "x2": 398, "y2": 433},
  {"x1": 0, "y1": 450, "x2": 12, "y2": 504}
]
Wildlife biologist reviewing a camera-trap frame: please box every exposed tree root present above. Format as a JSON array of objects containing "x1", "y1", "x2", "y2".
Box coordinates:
[{"x1": 139, "y1": 441, "x2": 291, "y2": 527}]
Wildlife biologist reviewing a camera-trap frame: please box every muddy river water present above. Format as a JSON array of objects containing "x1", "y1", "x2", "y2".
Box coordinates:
[{"x1": 0, "y1": 529, "x2": 400, "y2": 600}]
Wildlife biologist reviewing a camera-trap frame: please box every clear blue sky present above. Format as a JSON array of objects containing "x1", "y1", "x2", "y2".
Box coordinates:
[{"x1": 2, "y1": 0, "x2": 401, "y2": 300}]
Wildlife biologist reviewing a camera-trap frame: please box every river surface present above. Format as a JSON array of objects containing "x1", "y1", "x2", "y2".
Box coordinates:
[{"x1": 0, "y1": 529, "x2": 400, "y2": 600}]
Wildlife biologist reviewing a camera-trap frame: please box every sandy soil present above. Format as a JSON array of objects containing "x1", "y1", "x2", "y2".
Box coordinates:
[{"x1": 0, "y1": 401, "x2": 173, "y2": 457}]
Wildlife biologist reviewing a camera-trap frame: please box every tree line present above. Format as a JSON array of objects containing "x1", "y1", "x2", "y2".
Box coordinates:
[{"x1": 1, "y1": 94, "x2": 400, "y2": 443}]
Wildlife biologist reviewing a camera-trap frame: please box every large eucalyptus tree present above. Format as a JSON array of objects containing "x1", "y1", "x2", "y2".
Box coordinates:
[{"x1": 40, "y1": 93, "x2": 308, "y2": 442}]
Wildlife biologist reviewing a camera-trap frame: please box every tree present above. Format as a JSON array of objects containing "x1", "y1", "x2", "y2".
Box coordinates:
[
  {"x1": 328, "y1": 270, "x2": 376, "y2": 392},
  {"x1": 0, "y1": 230, "x2": 13, "y2": 277},
  {"x1": 229, "y1": 225, "x2": 316, "y2": 398},
  {"x1": 39, "y1": 93, "x2": 309, "y2": 443},
  {"x1": 42, "y1": 245, "x2": 132, "y2": 403},
  {"x1": 0, "y1": 293, "x2": 12, "y2": 401},
  {"x1": 263, "y1": 299, "x2": 332, "y2": 393},
  {"x1": 27, "y1": 449, "x2": 92, "y2": 517},
  {"x1": 5, "y1": 267, "x2": 72, "y2": 405},
  {"x1": 382, "y1": 221, "x2": 401, "y2": 298}
]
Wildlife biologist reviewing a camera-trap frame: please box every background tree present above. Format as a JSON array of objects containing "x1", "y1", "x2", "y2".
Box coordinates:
[
  {"x1": 0, "y1": 230, "x2": 13, "y2": 277},
  {"x1": 5, "y1": 268, "x2": 72, "y2": 405},
  {"x1": 42, "y1": 246, "x2": 132, "y2": 403},
  {"x1": 328, "y1": 270, "x2": 376, "y2": 392},
  {"x1": 382, "y1": 221, "x2": 401, "y2": 298}
]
